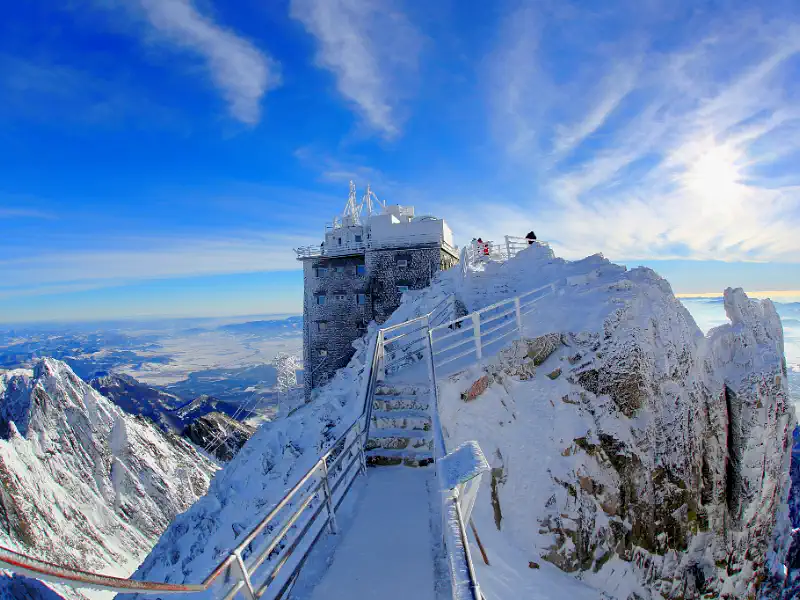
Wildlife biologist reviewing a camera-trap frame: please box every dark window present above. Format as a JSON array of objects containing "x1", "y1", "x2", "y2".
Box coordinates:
[
  {"x1": 357, "y1": 293, "x2": 367, "y2": 305},
  {"x1": 356, "y1": 264, "x2": 366, "y2": 275},
  {"x1": 316, "y1": 295, "x2": 326, "y2": 305},
  {"x1": 355, "y1": 235, "x2": 362, "y2": 243}
]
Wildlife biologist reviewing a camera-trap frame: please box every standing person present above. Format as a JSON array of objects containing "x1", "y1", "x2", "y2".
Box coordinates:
[{"x1": 525, "y1": 231, "x2": 537, "y2": 245}]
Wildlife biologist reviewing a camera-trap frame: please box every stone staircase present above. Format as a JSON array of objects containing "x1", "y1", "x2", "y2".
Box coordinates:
[{"x1": 366, "y1": 383, "x2": 434, "y2": 467}]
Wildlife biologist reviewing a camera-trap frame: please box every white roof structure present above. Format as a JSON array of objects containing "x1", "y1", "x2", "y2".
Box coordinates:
[{"x1": 295, "y1": 182, "x2": 456, "y2": 258}]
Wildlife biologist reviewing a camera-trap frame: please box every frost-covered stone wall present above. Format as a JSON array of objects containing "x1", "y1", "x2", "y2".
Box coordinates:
[
  {"x1": 302, "y1": 256, "x2": 369, "y2": 398},
  {"x1": 302, "y1": 246, "x2": 458, "y2": 399},
  {"x1": 366, "y1": 246, "x2": 458, "y2": 323}
]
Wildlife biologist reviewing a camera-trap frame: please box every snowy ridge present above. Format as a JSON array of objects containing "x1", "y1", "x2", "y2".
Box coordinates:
[
  {"x1": 0, "y1": 358, "x2": 218, "y2": 598},
  {"x1": 123, "y1": 243, "x2": 795, "y2": 599}
]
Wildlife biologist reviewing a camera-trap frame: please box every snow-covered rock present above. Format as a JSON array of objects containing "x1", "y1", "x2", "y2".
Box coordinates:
[
  {"x1": 183, "y1": 412, "x2": 255, "y2": 462},
  {"x1": 435, "y1": 246, "x2": 795, "y2": 599},
  {"x1": 0, "y1": 358, "x2": 218, "y2": 594},
  {"x1": 89, "y1": 373, "x2": 184, "y2": 432}
]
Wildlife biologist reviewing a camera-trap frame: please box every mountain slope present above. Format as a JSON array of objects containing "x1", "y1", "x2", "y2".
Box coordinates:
[
  {"x1": 0, "y1": 358, "x2": 218, "y2": 589},
  {"x1": 89, "y1": 373, "x2": 184, "y2": 432}
]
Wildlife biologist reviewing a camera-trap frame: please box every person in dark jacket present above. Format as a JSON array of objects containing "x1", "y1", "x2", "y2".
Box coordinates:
[{"x1": 525, "y1": 231, "x2": 537, "y2": 245}]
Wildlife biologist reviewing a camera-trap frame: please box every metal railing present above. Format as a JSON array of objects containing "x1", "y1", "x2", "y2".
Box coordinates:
[
  {"x1": 429, "y1": 282, "x2": 556, "y2": 376},
  {"x1": 0, "y1": 330, "x2": 384, "y2": 600},
  {"x1": 294, "y1": 234, "x2": 459, "y2": 260}
]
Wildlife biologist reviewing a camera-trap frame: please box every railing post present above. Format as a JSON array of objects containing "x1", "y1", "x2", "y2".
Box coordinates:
[
  {"x1": 514, "y1": 297, "x2": 522, "y2": 338},
  {"x1": 357, "y1": 422, "x2": 368, "y2": 475},
  {"x1": 232, "y1": 550, "x2": 256, "y2": 600},
  {"x1": 320, "y1": 460, "x2": 339, "y2": 534},
  {"x1": 505, "y1": 235, "x2": 511, "y2": 260},
  {"x1": 472, "y1": 313, "x2": 482, "y2": 360}
]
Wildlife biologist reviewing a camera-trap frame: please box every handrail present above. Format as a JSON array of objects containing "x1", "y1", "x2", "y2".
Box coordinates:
[{"x1": 0, "y1": 331, "x2": 382, "y2": 597}]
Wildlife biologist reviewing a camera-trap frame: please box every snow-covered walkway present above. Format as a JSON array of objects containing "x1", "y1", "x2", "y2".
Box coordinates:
[{"x1": 301, "y1": 467, "x2": 437, "y2": 600}]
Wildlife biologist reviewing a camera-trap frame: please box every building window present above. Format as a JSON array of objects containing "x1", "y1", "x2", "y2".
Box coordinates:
[
  {"x1": 319, "y1": 349, "x2": 328, "y2": 357},
  {"x1": 396, "y1": 259, "x2": 408, "y2": 267},
  {"x1": 338, "y1": 237, "x2": 342, "y2": 245},
  {"x1": 334, "y1": 266, "x2": 345, "y2": 273},
  {"x1": 355, "y1": 235, "x2": 362, "y2": 243},
  {"x1": 316, "y1": 295, "x2": 326, "y2": 305},
  {"x1": 357, "y1": 293, "x2": 367, "y2": 305},
  {"x1": 356, "y1": 264, "x2": 366, "y2": 275},
  {"x1": 315, "y1": 267, "x2": 328, "y2": 277},
  {"x1": 317, "y1": 321, "x2": 328, "y2": 332},
  {"x1": 334, "y1": 294, "x2": 347, "y2": 301},
  {"x1": 397, "y1": 285, "x2": 410, "y2": 293}
]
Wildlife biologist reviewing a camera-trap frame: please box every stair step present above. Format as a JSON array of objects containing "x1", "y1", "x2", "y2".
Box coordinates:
[
  {"x1": 365, "y1": 449, "x2": 434, "y2": 468},
  {"x1": 371, "y1": 411, "x2": 431, "y2": 431},
  {"x1": 374, "y1": 385, "x2": 429, "y2": 397},
  {"x1": 366, "y1": 430, "x2": 433, "y2": 452},
  {"x1": 372, "y1": 396, "x2": 429, "y2": 412}
]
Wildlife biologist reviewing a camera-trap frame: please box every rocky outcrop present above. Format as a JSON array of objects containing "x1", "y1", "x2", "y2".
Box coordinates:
[
  {"x1": 0, "y1": 359, "x2": 218, "y2": 579},
  {"x1": 89, "y1": 372, "x2": 184, "y2": 432},
  {"x1": 183, "y1": 412, "x2": 255, "y2": 462},
  {"x1": 437, "y1": 247, "x2": 796, "y2": 600}
]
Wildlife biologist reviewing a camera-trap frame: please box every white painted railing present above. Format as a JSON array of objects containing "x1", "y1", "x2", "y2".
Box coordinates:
[
  {"x1": 429, "y1": 282, "x2": 556, "y2": 376},
  {"x1": 294, "y1": 234, "x2": 459, "y2": 259}
]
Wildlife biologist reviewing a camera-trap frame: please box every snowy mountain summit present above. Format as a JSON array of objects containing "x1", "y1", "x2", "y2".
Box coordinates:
[
  {"x1": 0, "y1": 358, "x2": 218, "y2": 591},
  {"x1": 122, "y1": 243, "x2": 794, "y2": 600}
]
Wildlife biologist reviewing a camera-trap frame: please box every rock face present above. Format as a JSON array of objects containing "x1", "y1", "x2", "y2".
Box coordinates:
[
  {"x1": 435, "y1": 246, "x2": 796, "y2": 599},
  {"x1": 0, "y1": 358, "x2": 218, "y2": 582},
  {"x1": 183, "y1": 412, "x2": 255, "y2": 462},
  {"x1": 90, "y1": 372, "x2": 184, "y2": 432}
]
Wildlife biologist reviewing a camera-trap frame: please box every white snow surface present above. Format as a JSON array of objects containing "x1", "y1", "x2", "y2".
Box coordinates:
[
  {"x1": 303, "y1": 467, "x2": 436, "y2": 600},
  {"x1": 0, "y1": 358, "x2": 218, "y2": 599},
  {"x1": 123, "y1": 243, "x2": 795, "y2": 599}
]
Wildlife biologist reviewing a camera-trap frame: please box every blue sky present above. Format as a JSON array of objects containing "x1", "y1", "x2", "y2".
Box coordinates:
[{"x1": 2, "y1": 0, "x2": 800, "y2": 322}]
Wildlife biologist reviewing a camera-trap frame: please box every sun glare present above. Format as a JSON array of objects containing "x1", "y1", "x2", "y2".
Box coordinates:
[{"x1": 684, "y1": 143, "x2": 743, "y2": 204}]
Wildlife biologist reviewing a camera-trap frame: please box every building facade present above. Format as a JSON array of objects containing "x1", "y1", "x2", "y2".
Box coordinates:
[{"x1": 296, "y1": 185, "x2": 459, "y2": 399}]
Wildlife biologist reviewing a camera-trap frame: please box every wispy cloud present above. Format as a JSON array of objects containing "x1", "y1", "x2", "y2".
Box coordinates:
[
  {"x1": 0, "y1": 207, "x2": 55, "y2": 220},
  {"x1": 290, "y1": 0, "x2": 421, "y2": 137},
  {"x1": 0, "y1": 232, "x2": 314, "y2": 296},
  {"x1": 132, "y1": 0, "x2": 279, "y2": 124},
  {"x1": 485, "y1": 4, "x2": 800, "y2": 264}
]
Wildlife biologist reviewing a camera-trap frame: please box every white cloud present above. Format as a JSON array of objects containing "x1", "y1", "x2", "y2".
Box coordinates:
[
  {"x1": 0, "y1": 233, "x2": 314, "y2": 296},
  {"x1": 290, "y1": 0, "x2": 421, "y2": 137},
  {"x1": 134, "y1": 0, "x2": 279, "y2": 124},
  {"x1": 486, "y1": 6, "x2": 800, "y2": 264}
]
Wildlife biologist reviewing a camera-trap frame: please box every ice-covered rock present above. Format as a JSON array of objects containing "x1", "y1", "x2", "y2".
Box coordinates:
[
  {"x1": 0, "y1": 358, "x2": 218, "y2": 593},
  {"x1": 182, "y1": 411, "x2": 255, "y2": 462},
  {"x1": 436, "y1": 246, "x2": 795, "y2": 599}
]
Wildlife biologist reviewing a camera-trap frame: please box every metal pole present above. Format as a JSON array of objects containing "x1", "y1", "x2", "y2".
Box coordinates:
[
  {"x1": 514, "y1": 297, "x2": 522, "y2": 338},
  {"x1": 472, "y1": 313, "x2": 482, "y2": 360},
  {"x1": 232, "y1": 550, "x2": 256, "y2": 600},
  {"x1": 357, "y1": 423, "x2": 368, "y2": 475},
  {"x1": 320, "y1": 460, "x2": 339, "y2": 534},
  {"x1": 505, "y1": 235, "x2": 511, "y2": 260}
]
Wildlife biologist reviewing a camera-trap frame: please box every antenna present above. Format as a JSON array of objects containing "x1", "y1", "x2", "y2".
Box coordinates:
[
  {"x1": 341, "y1": 180, "x2": 362, "y2": 226},
  {"x1": 363, "y1": 183, "x2": 385, "y2": 217}
]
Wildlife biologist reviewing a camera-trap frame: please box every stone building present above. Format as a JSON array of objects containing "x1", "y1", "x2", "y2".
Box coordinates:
[{"x1": 296, "y1": 183, "x2": 459, "y2": 399}]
